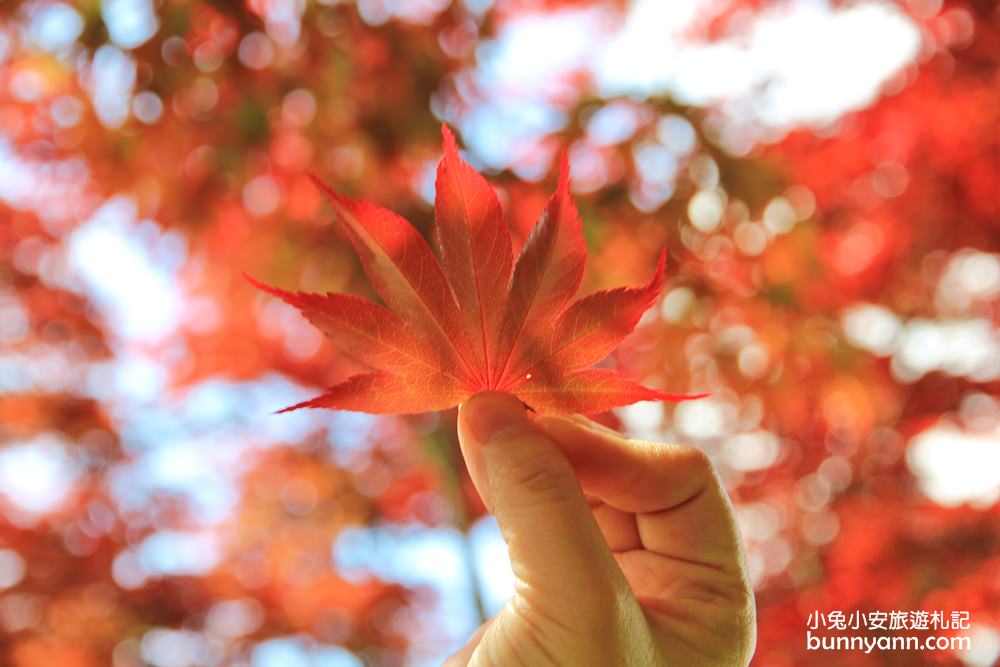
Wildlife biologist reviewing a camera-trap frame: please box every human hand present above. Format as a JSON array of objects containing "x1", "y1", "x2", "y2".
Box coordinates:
[{"x1": 446, "y1": 392, "x2": 756, "y2": 667}]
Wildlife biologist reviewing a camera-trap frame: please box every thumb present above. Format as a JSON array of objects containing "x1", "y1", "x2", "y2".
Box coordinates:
[{"x1": 457, "y1": 392, "x2": 620, "y2": 603}]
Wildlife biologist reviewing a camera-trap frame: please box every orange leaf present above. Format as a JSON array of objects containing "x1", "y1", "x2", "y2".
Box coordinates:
[
  {"x1": 435, "y1": 125, "x2": 513, "y2": 382},
  {"x1": 251, "y1": 127, "x2": 701, "y2": 414},
  {"x1": 276, "y1": 371, "x2": 470, "y2": 415}
]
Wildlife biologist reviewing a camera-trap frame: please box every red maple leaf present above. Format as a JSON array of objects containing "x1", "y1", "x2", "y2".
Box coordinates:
[{"x1": 247, "y1": 126, "x2": 704, "y2": 415}]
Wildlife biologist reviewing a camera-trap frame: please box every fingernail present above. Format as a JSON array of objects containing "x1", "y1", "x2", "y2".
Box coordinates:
[{"x1": 463, "y1": 392, "x2": 528, "y2": 444}]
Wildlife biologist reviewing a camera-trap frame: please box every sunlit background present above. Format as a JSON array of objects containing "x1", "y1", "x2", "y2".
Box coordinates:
[{"x1": 1, "y1": 0, "x2": 999, "y2": 665}]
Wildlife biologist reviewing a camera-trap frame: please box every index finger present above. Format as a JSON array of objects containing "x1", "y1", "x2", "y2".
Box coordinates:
[
  {"x1": 535, "y1": 414, "x2": 713, "y2": 514},
  {"x1": 536, "y1": 413, "x2": 749, "y2": 574}
]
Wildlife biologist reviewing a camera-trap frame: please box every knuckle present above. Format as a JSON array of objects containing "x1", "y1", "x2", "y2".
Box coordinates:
[
  {"x1": 686, "y1": 444, "x2": 713, "y2": 474},
  {"x1": 501, "y1": 458, "x2": 573, "y2": 499},
  {"x1": 491, "y1": 448, "x2": 577, "y2": 503},
  {"x1": 678, "y1": 446, "x2": 716, "y2": 504},
  {"x1": 663, "y1": 441, "x2": 713, "y2": 482},
  {"x1": 634, "y1": 441, "x2": 716, "y2": 508}
]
